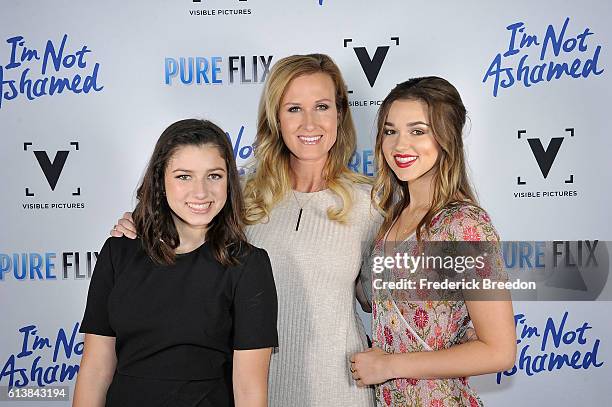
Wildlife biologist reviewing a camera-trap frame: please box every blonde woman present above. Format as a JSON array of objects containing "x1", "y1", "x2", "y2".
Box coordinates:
[
  {"x1": 349, "y1": 77, "x2": 516, "y2": 406},
  {"x1": 112, "y1": 54, "x2": 380, "y2": 406}
]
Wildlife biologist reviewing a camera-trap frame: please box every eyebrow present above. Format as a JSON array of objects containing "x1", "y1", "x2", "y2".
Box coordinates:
[
  {"x1": 283, "y1": 98, "x2": 333, "y2": 106},
  {"x1": 384, "y1": 121, "x2": 431, "y2": 127},
  {"x1": 171, "y1": 167, "x2": 226, "y2": 173}
]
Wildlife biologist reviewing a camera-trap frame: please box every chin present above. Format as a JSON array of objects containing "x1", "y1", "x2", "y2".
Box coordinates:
[
  {"x1": 186, "y1": 220, "x2": 213, "y2": 229},
  {"x1": 392, "y1": 164, "x2": 433, "y2": 183},
  {"x1": 391, "y1": 168, "x2": 414, "y2": 183},
  {"x1": 179, "y1": 213, "x2": 215, "y2": 228},
  {"x1": 292, "y1": 150, "x2": 329, "y2": 162}
]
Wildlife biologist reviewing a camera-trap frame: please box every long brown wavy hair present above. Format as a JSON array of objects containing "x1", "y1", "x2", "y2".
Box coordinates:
[
  {"x1": 372, "y1": 77, "x2": 479, "y2": 241},
  {"x1": 133, "y1": 119, "x2": 247, "y2": 266},
  {"x1": 243, "y1": 53, "x2": 370, "y2": 224}
]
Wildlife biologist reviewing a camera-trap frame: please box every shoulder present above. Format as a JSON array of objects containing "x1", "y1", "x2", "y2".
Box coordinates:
[
  {"x1": 230, "y1": 243, "x2": 271, "y2": 272},
  {"x1": 348, "y1": 182, "x2": 372, "y2": 207},
  {"x1": 101, "y1": 236, "x2": 149, "y2": 274},
  {"x1": 346, "y1": 181, "x2": 380, "y2": 213},
  {"x1": 429, "y1": 202, "x2": 499, "y2": 241},
  {"x1": 351, "y1": 179, "x2": 373, "y2": 194},
  {"x1": 102, "y1": 236, "x2": 143, "y2": 258},
  {"x1": 228, "y1": 244, "x2": 275, "y2": 292},
  {"x1": 342, "y1": 181, "x2": 383, "y2": 233}
]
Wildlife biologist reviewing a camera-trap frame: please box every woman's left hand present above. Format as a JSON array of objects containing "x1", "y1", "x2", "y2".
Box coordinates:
[{"x1": 350, "y1": 347, "x2": 392, "y2": 387}]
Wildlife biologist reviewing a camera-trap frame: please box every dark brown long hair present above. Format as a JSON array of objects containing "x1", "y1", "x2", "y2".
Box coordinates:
[
  {"x1": 372, "y1": 77, "x2": 480, "y2": 241},
  {"x1": 133, "y1": 119, "x2": 247, "y2": 266}
]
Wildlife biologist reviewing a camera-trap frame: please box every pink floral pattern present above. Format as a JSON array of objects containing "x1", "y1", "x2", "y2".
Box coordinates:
[
  {"x1": 384, "y1": 326, "x2": 394, "y2": 346},
  {"x1": 383, "y1": 387, "x2": 392, "y2": 406},
  {"x1": 414, "y1": 308, "x2": 429, "y2": 328},
  {"x1": 430, "y1": 399, "x2": 445, "y2": 407},
  {"x1": 373, "y1": 203, "x2": 496, "y2": 406},
  {"x1": 462, "y1": 226, "x2": 481, "y2": 241}
]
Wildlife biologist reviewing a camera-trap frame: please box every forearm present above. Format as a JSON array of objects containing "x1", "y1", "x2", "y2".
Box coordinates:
[
  {"x1": 388, "y1": 339, "x2": 516, "y2": 380},
  {"x1": 233, "y1": 385, "x2": 267, "y2": 407},
  {"x1": 72, "y1": 366, "x2": 114, "y2": 407},
  {"x1": 232, "y1": 348, "x2": 271, "y2": 407}
]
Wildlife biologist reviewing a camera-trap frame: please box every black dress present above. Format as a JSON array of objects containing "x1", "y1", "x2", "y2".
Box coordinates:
[{"x1": 79, "y1": 237, "x2": 278, "y2": 407}]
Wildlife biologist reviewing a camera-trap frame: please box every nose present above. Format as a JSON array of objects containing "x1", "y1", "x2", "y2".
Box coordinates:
[
  {"x1": 301, "y1": 110, "x2": 316, "y2": 131},
  {"x1": 394, "y1": 132, "x2": 413, "y2": 152},
  {"x1": 193, "y1": 180, "x2": 208, "y2": 199}
]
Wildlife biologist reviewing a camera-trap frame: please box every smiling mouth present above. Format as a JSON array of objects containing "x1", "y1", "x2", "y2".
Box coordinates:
[
  {"x1": 393, "y1": 154, "x2": 418, "y2": 168},
  {"x1": 187, "y1": 202, "x2": 213, "y2": 213},
  {"x1": 298, "y1": 135, "x2": 323, "y2": 145}
]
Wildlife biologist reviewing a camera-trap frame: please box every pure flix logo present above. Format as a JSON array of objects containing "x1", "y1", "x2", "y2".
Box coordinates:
[
  {"x1": 22, "y1": 141, "x2": 85, "y2": 210},
  {"x1": 513, "y1": 128, "x2": 577, "y2": 199},
  {"x1": 344, "y1": 36, "x2": 399, "y2": 108},
  {"x1": 164, "y1": 55, "x2": 273, "y2": 86},
  {"x1": 0, "y1": 34, "x2": 103, "y2": 109},
  {"x1": 348, "y1": 149, "x2": 375, "y2": 176},
  {"x1": 483, "y1": 17, "x2": 604, "y2": 97},
  {"x1": 0, "y1": 251, "x2": 98, "y2": 281},
  {"x1": 188, "y1": 0, "x2": 252, "y2": 17},
  {"x1": 502, "y1": 240, "x2": 609, "y2": 301}
]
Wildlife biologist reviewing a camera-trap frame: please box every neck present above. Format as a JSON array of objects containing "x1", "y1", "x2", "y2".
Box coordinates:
[
  {"x1": 289, "y1": 155, "x2": 327, "y2": 192},
  {"x1": 406, "y1": 171, "x2": 435, "y2": 211},
  {"x1": 172, "y1": 214, "x2": 207, "y2": 254}
]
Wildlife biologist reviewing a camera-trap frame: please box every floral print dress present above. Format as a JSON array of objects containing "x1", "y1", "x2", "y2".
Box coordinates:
[{"x1": 371, "y1": 203, "x2": 500, "y2": 407}]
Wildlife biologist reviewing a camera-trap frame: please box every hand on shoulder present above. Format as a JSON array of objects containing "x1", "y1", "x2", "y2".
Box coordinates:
[{"x1": 110, "y1": 212, "x2": 137, "y2": 239}]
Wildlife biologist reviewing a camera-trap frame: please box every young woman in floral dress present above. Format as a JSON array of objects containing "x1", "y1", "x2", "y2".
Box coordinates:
[{"x1": 350, "y1": 77, "x2": 517, "y2": 406}]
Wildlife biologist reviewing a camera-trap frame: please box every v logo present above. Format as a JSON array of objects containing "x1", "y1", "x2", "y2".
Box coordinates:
[
  {"x1": 34, "y1": 150, "x2": 69, "y2": 190},
  {"x1": 353, "y1": 46, "x2": 389, "y2": 87},
  {"x1": 527, "y1": 138, "x2": 563, "y2": 179}
]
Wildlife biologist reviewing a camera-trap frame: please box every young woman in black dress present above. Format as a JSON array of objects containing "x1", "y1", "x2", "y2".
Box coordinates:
[{"x1": 73, "y1": 119, "x2": 278, "y2": 407}]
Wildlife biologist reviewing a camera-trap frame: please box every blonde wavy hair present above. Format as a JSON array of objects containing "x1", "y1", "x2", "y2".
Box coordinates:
[
  {"x1": 243, "y1": 53, "x2": 369, "y2": 225},
  {"x1": 372, "y1": 76, "x2": 480, "y2": 241}
]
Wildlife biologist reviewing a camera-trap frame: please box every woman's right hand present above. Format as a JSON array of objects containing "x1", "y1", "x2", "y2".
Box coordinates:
[{"x1": 110, "y1": 212, "x2": 137, "y2": 239}]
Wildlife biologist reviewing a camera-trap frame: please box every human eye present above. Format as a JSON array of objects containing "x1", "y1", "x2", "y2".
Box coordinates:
[
  {"x1": 208, "y1": 173, "x2": 224, "y2": 181},
  {"x1": 383, "y1": 128, "x2": 396, "y2": 136},
  {"x1": 176, "y1": 174, "x2": 191, "y2": 180},
  {"x1": 411, "y1": 128, "x2": 426, "y2": 136},
  {"x1": 316, "y1": 103, "x2": 329, "y2": 111},
  {"x1": 288, "y1": 106, "x2": 301, "y2": 113}
]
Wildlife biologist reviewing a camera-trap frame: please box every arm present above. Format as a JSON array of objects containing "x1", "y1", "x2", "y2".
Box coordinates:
[
  {"x1": 394, "y1": 297, "x2": 516, "y2": 378},
  {"x1": 231, "y1": 248, "x2": 278, "y2": 404},
  {"x1": 351, "y1": 297, "x2": 515, "y2": 386},
  {"x1": 110, "y1": 212, "x2": 137, "y2": 239},
  {"x1": 232, "y1": 348, "x2": 272, "y2": 407},
  {"x1": 72, "y1": 334, "x2": 117, "y2": 407},
  {"x1": 355, "y1": 203, "x2": 383, "y2": 313},
  {"x1": 351, "y1": 205, "x2": 516, "y2": 385}
]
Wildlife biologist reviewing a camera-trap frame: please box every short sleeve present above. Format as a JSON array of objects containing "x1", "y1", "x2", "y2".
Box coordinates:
[
  {"x1": 438, "y1": 204, "x2": 507, "y2": 285},
  {"x1": 232, "y1": 248, "x2": 278, "y2": 350},
  {"x1": 441, "y1": 204, "x2": 499, "y2": 242},
  {"x1": 79, "y1": 238, "x2": 116, "y2": 336}
]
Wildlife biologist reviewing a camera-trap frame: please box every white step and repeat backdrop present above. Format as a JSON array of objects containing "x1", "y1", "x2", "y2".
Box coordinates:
[{"x1": 1, "y1": 0, "x2": 611, "y2": 405}]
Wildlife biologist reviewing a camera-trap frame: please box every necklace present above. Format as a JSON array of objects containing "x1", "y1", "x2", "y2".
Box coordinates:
[{"x1": 291, "y1": 190, "x2": 318, "y2": 231}]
